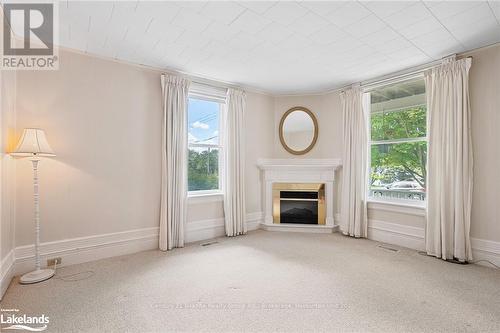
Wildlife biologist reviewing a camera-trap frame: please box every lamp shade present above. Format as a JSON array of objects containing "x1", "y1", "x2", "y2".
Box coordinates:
[{"x1": 11, "y1": 128, "x2": 56, "y2": 157}]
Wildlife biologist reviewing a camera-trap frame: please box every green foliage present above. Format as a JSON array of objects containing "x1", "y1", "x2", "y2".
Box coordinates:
[
  {"x1": 370, "y1": 106, "x2": 427, "y2": 188},
  {"x1": 188, "y1": 148, "x2": 219, "y2": 191}
]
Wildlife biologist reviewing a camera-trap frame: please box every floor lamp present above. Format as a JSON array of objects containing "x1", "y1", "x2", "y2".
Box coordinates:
[{"x1": 11, "y1": 128, "x2": 56, "y2": 284}]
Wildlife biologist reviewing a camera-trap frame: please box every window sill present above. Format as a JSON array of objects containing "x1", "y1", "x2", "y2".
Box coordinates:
[
  {"x1": 367, "y1": 198, "x2": 426, "y2": 216},
  {"x1": 187, "y1": 192, "x2": 224, "y2": 204}
]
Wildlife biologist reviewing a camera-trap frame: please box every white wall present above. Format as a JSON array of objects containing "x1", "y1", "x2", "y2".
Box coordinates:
[
  {"x1": 274, "y1": 93, "x2": 342, "y2": 159},
  {"x1": 464, "y1": 44, "x2": 500, "y2": 243},
  {"x1": 14, "y1": 50, "x2": 163, "y2": 246},
  {"x1": 12, "y1": 49, "x2": 274, "y2": 249},
  {"x1": 1, "y1": 69, "x2": 17, "y2": 298}
]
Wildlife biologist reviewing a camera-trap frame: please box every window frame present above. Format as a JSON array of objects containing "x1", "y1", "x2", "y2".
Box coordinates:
[
  {"x1": 365, "y1": 77, "x2": 428, "y2": 205},
  {"x1": 187, "y1": 93, "x2": 225, "y2": 197}
]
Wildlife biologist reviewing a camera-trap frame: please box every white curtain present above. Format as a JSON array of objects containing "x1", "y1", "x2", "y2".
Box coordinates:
[
  {"x1": 159, "y1": 74, "x2": 190, "y2": 251},
  {"x1": 340, "y1": 87, "x2": 368, "y2": 238},
  {"x1": 223, "y1": 88, "x2": 247, "y2": 237},
  {"x1": 425, "y1": 58, "x2": 473, "y2": 262}
]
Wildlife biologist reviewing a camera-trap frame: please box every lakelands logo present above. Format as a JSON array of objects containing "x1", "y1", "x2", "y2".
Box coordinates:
[
  {"x1": 0, "y1": 309, "x2": 49, "y2": 331},
  {"x1": 1, "y1": 1, "x2": 59, "y2": 70}
]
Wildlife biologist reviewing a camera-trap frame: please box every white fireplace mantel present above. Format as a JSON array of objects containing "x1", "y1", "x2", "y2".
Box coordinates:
[{"x1": 257, "y1": 158, "x2": 342, "y2": 233}]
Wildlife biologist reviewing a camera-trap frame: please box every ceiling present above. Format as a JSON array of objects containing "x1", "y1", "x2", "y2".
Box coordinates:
[{"x1": 56, "y1": 1, "x2": 500, "y2": 94}]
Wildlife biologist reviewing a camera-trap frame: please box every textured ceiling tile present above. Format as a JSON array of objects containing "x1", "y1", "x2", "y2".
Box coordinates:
[
  {"x1": 410, "y1": 28, "x2": 456, "y2": 49},
  {"x1": 398, "y1": 16, "x2": 443, "y2": 40},
  {"x1": 263, "y1": 1, "x2": 307, "y2": 26},
  {"x1": 362, "y1": 1, "x2": 414, "y2": 18},
  {"x1": 239, "y1": 1, "x2": 277, "y2": 14},
  {"x1": 382, "y1": 2, "x2": 432, "y2": 31},
  {"x1": 324, "y1": 1, "x2": 371, "y2": 27},
  {"x1": 298, "y1": 1, "x2": 346, "y2": 17},
  {"x1": 171, "y1": 1, "x2": 208, "y2": 13},
  {"x1": 489, "y1": 1, "x2": 500, "y2": 21},
  {"x1": 136, "y1": 1, "x2": 180, "y2": 22},
  {"x1": 202, "y1": 21, "x2": 241, "y2": 42},
  {"x1": 309, "y1": 24, "x2": 349, "y2": 45},
  {"x1": 440, "y1": 3, "x2": 496, "y2": 31},
  {"x1": 360, "y1": 27, "x2": 401, "y2": 47},
  {"x1": 230, "y1": 9, "x2": 272, "y2": 34},
  {"x1": 171, "y1": 7, "x2": 213, "y2": 32},
  {"x1": 255, "y1": 22, "x2": 294, "y2": 43},
  {"x1": 288, "y1": 11, "x2": 330, "y2": 37},
  {"x1": 426, "y1": 1, "x2": 481, "y2": 20},
  {"x1": 344, "y1": 14, "x2": 387, "y2": 38},
  {"x1": 372, "y1": 37, "x2": 414, "y2": 54},
  {"x1": 200, "y1": 1, "x2": 246, "y2": 25},
  {"x1": 55, "y1": 0, "x2": 500, "y2": 93}
]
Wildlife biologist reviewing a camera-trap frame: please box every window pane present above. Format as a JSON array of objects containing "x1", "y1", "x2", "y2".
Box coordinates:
[
  {"x1": 188, "y1": 98, "x2": 220, "y2": 145},
  {"x1": 370, "y1": 141, "x2": 427, "y2": 201},
  {"x1": 188, "y1": 147, "x2": 219, "y2": 192},
  {"x1": 371, "y1": 106, "x2": 426, "y2": 141}
]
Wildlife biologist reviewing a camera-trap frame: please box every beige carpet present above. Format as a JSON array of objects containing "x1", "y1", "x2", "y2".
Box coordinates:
[{"x1": 1, "y1": 230, "x2": 500, "y2": 332}]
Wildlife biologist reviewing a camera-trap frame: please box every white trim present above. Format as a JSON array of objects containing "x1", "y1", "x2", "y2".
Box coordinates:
[
  {"x1": 187, "y1": 192, "x2": 224, "y2": 204},
  {"x1": 246, "y1": 212, "x2": 264, "y2": 231},
  {"x1": 368, "y1": 219, "x2": 426, "y2": 251},
  {"x1": 367, "y1": 219, "x2": 500, "y2": 268},
  {"x1": 471, "y1": 238, "x2": 500, "y2": 268},
  {"x1": 14, "y1": 227, "x2": 160, "y2": 276},
  {"x1": 1, "y1": 213, "x2": 265, "y2": 297},
  {"x1": 185, "y1": 212, "x2": 265, "y2": 243},
  {"x1": 185, "y1": 218, "x2": 225, "y2": 243},
  {"x1": 257, "y1": 158, "x2": 342, "y2": 171},
  {"x1": 367, "y1": 199, "x2": 426, "y2": 216},
  {"x1": 0, "y1": 250, "x2": 15, "y2": 301}
]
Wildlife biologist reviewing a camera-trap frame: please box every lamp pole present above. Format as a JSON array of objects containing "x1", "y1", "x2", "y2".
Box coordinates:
[
  {"x1": 11, "y1": 128, "x2": 56, "y2": 284},
  {"x1": 32, "y1": 158, "x2": 41, "y2": 272}
]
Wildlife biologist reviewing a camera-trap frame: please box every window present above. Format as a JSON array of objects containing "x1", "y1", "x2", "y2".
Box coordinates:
[
  {"x1": 367, "y1": 78, "x2": 427, "y2": 202},
  {"x1": 187, "y1": 96, "x2": 223, "y2": 194}
]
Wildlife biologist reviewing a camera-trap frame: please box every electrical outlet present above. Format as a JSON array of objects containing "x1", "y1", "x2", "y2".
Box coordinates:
[{"x1": 47, "y1": 257, "x2": 62, "y2": 266}]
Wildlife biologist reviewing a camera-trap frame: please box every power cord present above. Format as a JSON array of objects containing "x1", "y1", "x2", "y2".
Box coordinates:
[
  {"x1": 418, "y1": 251, "x2": 499, "y2": 269},
  {"x1": 52, "y1": 261, "x2": 95, "y2": 282}
]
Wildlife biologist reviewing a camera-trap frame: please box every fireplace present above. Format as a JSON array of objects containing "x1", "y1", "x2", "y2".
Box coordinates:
[{"x1": 272, "y1": 183, "x2": 325, "y2": 225}]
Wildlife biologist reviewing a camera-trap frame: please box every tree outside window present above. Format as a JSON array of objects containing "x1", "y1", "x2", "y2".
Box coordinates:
[
  {"x1": 187, "y1": 97, "x2": 223, "y2": 193},
  {"x1": 368, "y1": 79, "x2": 427, "y2": 201}
]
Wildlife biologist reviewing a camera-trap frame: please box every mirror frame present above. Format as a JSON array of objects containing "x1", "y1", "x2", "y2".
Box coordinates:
[{"x1": 279, "y1": 106, "x2": 319, "y2": 155}]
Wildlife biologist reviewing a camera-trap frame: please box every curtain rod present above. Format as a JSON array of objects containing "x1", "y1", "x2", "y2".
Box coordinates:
[{"x1": 341, "y1": 56, "x2": 473, "y2": 93}]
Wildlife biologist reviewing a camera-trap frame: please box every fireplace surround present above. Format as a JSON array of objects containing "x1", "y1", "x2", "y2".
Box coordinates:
[{"x1": 258, "y1": 159, "x2": 342, "y2": 233}]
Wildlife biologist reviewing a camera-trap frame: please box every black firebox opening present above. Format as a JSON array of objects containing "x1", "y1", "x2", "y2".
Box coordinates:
[{"x1": 280, "y1": 200, "x2": 318, "y2": 224}]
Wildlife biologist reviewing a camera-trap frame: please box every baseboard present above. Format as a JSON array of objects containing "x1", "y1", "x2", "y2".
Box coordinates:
[
  {"x1": 368, "y1": 219, "x2": 426, "y2": 251},
  {"x1": 471, "y1": 238, "x2": 500, "y2": 268},
  {"x1": 185, "y1": 218, "x2": 225, "y2": 243},
  {"x1": 368, "y1": 219, "x2": 500, "y2": 267},
  {"x1": 2, "y1": 212, "x2": 265, "y2": 299},
  {"x1": 246, "y1": 212, "x2": 264, "y2": 231},
  {"x1": 14, "y1": 227, "x2": 160, "y2": 276},
  {"x1": 13, "y1": 212, "x2": 265, "y2": 275},
  {"x1": 185, "y1": 212, "x2": 264, "y2": 243},
  {"x1": 0, "y1": 250, "x2": 15, "y2": 301}
]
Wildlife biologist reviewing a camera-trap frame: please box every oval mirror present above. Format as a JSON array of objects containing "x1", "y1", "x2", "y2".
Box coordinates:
[{"x1": 279, "y1": 107, "x2": 318, "y2": 155}]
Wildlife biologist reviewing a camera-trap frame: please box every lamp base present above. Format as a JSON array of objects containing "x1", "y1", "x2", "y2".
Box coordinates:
[{"x1": 19, "y1": 268, "x2": 55, "y2": 284}]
